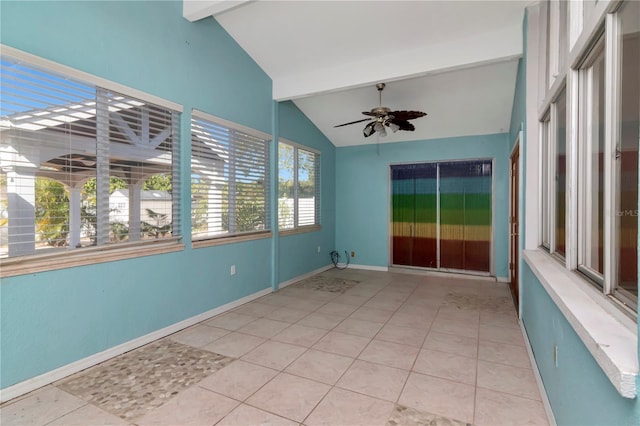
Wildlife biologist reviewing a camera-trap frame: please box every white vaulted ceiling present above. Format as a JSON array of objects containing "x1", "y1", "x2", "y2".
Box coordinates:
[{"x1": 184, "y1": 0, "x2": 528, "y2": 147}]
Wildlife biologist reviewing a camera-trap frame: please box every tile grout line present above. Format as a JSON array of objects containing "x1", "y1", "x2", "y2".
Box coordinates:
[
  {"x1": 40, "y1": 400, "x2": 91, "y2": 426},
  {"x1": 472, "y1": 301, "x2": 482, "y2": 425}
]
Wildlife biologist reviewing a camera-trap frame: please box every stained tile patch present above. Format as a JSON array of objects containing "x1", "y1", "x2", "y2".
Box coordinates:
[
  {"x1": 291, "y1": 275, "x2": 359, "y2": 293},
  {"x1": 443, "y1": 292, "x2": 514, "y2": 313},
  {"x1": 57, "y1": 340, "x2": 233, "y2": 421},
  {"x1": 386, "y1": 404, "x2": 471, "y2": 426}
]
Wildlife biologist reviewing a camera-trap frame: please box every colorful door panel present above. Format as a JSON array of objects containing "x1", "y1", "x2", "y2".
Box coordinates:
[
  {"x1": 391, "y1": 163, "x2": 437, "y2": 268},
  {"x1": 391, "y1": 160, "x2": 492, "y2": 273},
  {"x1": 440, "y1": 161, "x2": 492, "y2": 272}
]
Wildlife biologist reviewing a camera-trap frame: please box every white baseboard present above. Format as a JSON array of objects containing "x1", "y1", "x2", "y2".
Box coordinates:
[
  {"x1": 348, "y1": 264, "x2": 389, "y2": 272},
  {"x1": 278, "y1": 264, "x2": 333, "y2": 289},
  {"x1": 388, "y1": 266, "x2": 495, "y2": 281},
  {"x1": 0, "y1": 286, "x2": 272, "y2": 404},
  {"x1": 520, "y1": 321, "x2": 557, "y2": 426},
  {"x1": 497, "y1": 276, "x2": 510, "y2": 283}
]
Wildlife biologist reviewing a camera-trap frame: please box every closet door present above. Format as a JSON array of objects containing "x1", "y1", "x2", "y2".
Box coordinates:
[
  {"x1": 391, "y1": 164, "x2": 437, "y2": 267},
  {"x1": 439, "y1": 161, "x2": 492, "y2": 272},
  {"x1": 391, "y1": 165, "x2": 414, "y2": 265},
  {"x1": 412, "y1": 164, "x2": 438, "y2": 267}
]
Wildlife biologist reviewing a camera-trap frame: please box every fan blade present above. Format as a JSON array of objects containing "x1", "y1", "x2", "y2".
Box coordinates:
[
  {"x1": 389, "y1": 110, "x2": 427, "y2": 121},
  {"x1": 363, "y1": 121, "x2": 376, "y2": 137},
  {"x1": 334, "y1": 118, "x2": 372, "y2": 128},
  {"x1": 388, "y1": 119, "x2": 415, "y2": 131}
]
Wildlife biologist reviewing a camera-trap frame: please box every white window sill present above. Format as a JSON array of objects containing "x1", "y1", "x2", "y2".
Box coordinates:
[
  {"x1": 192, "y1": 231, "x2": 272, "y2": 248},
  {"x1": 0, "y1": 239, "x2": 184, "y2": 278},
  {"x1": 279, "y1": 225, "x2": 321, "y2": 236},
  {"x1": 523, "y1": 249, "x2": 638, "y2": 398}
]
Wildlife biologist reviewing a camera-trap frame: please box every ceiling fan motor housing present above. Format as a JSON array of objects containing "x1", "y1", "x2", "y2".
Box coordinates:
[{"x1": 371, "y1": 106, "x2": 391, "y2": 117}]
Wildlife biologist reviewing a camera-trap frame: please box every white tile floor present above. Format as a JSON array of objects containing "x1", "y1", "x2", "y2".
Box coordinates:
[{"x1": 0, "y1": 269, "x2": 550, "y2": 425}]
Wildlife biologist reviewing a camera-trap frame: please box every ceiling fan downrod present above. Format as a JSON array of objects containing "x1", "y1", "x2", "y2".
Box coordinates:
[{"x1": 376, "y1": 83, "x2": 385, "y2": 106}]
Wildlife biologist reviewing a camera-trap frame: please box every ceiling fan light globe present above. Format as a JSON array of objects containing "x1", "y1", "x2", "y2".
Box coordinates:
[
  {"x1": 373, "y1": 122, "x2": 384, "y2": 132},
  {"x1": 388, "y1": 122, "x2": 400, "y2": 133}
]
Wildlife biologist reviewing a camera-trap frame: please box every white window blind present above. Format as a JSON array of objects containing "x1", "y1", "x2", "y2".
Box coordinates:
[
  {"x1": 191, "y1": 111, "x2": 270, "y2": 240},
  {"x1": 0, "y1": 55, "x2": 180, "y2": 259},
  {"x1": 297, "y1": 147, "x2": 320, "y2": 227},
  {"x1": 278, "y1": 140, "x2": 320, "y2": 230}
]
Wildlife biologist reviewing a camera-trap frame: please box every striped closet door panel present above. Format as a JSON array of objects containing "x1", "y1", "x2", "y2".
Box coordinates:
[
  {"x1": 391, "y1": 163, "x2": 437, "y2": 267},
  {"x1": 439, "y1": 161, "x2": 492, "y2": 272}
]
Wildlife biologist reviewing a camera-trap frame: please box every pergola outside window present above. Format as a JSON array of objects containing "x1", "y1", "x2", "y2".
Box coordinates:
[{"x1": 0, "y1": 55, "x2": 181, "y2": 260}]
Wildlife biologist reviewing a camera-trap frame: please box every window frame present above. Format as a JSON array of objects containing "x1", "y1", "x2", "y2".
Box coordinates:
[
  {"x1": 607, "y1": 1, "x2": 639, "y2": 311},
  {"x1": 0, "y1": 45, "x2": 184, "y2": 278},
  {"x1": 577, "y1": 35, "x2": 606, "y2": 287},
  {"x1": 549, "y1": 85, "x2": 571, "y2": 260},
  {"x1": 540, "y1": 86, "x2": 571, "y2": 260},
  {"x1": 278, "y1": 138, "x2": 321, "y2": 235},
  {"x1": 547, "y1": 0, "x2": 570, "y2": 88},
  {"x1": 540, "y1": 113, "x2": 552, "y2": 250}
]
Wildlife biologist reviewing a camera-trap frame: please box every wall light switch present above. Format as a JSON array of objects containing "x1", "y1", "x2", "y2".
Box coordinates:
[{"x1": 230, "y1": 264, "x2": 236, "y2": 275}]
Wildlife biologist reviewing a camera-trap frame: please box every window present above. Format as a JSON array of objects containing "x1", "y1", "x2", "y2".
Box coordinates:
[
  {"x1": 190, "y1": 111, "x2": 270, "y2": 242},
  {"x1": 540, "y1": 115, "x2": 551, "y2": 249},
  {"x1": 612, "y1": 0, "x2": 639, "y2": 307},
  {"x1": 540, "y1": 88, "x2": 567, "y2": 258},
  {"x1": 539, "y1": 0, "x2": 639, "y2": 313},
  {"x1": 278, "y1": 140, "x2": 320, "y2": 231},
  {"x1": 578, "y1": 39, "x2": 605, "y2": 283},
  {"x1": 547, "y1": 0, "x2": 569, "y2": 87},
  {"x1": 0, "y1": 54, "x2": 180, "y2": 261},
  {"x1": 553, "y1": 88, "x2": 567, "y2": 258}
]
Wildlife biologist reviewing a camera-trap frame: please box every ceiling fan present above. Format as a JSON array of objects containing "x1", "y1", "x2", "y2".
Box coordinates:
[{"x1": 334, "y1": 83, "x2": 427, "y2": 137}]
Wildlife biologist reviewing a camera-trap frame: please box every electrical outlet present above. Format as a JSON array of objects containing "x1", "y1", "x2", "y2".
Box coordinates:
[
  {"x1": 230, "y1": 264, "x2": 236, "y2": 275},
  {"x1": 317, "y1": 246, "x2": 321, "y2": 253},
  {"x1": 351, "y1": 251, "x2": 355, "y2": 257}
]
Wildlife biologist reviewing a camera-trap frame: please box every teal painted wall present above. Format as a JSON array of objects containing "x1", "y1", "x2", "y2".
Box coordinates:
[
  {"x1": 277, "y1": 101, "x2": 335, "y2": 282},
  {"x1": 521, "y1": 263, "x2": 640, "y2": 425},
  {"x1": 1, "y1": 240, "x2": 272, "y2": 388},
  {"x1": 0, "y1": 1, "x2": 334, "y2": 389},
  {"x1": 335, "y1": 134, "x2": 510, "y2": 278}
]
